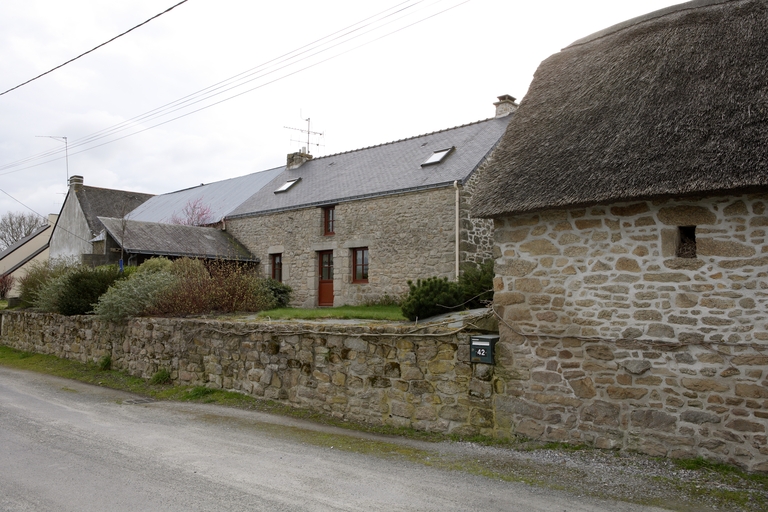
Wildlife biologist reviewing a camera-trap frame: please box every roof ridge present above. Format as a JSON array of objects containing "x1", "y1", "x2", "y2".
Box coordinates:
[
  {"x1": 567, "y1": 0, "x2": 730, "y2": 48},
  {"x1": 312, "y1": 116, "x2": 500, "y2": 161},
  {"x1": 82, "y1": 184, "x2": 154, "y2": 196}
]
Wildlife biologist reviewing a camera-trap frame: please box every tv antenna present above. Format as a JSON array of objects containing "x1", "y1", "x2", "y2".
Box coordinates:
[{"x1": 284, "y1": 115, "x2": 323, "y2": 154}]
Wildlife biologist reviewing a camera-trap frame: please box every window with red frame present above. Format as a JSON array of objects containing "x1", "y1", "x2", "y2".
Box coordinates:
[
  {"x1": 352, "y1": 247, "x2": 368, "y2": 283},
  {"x1": 271, "y1": 254, "x2": 283, "y2": 282},
  {"x1": 323, "y1": 206, "x2": 335, "y2": 235}
]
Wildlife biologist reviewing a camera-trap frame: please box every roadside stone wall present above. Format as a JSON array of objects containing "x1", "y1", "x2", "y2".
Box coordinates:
[
  {"x1": 0, "y1": 311, "x2": 494, "y2": 436},
  {"x1": 227, "y1": 188, "x2": 459, "y2": 307},
  {"x1": 492, "y1": 193, "x2": 768, "y2": 472}
]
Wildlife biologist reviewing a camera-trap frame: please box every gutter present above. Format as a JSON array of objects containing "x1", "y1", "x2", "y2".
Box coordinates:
[{"x1": 454, "y1": 180, "x2": 460, "y2": 280}]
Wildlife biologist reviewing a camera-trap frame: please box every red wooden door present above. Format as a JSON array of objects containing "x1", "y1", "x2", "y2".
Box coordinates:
[{"x1": 318, "y1": 251, "x2": 334, "y2": 306}]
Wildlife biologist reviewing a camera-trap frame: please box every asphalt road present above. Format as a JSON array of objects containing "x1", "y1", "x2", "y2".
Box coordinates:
[{"x1": 0, "y1": 367, "x2": 666, "y2": 512}]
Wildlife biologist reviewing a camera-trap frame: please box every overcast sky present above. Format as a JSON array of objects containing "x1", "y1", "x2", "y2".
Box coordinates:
[{"x1": 0, "y1": 0, "x2": 683, "y2": 219}]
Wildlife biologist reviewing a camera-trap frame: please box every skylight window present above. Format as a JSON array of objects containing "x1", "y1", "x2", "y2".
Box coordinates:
[
  {"x1": 421, "y1": 147, "x2": 454, "y2": 166},
  {"x1": 274, "y1": 178, "x2": 301, "y2": 193}
]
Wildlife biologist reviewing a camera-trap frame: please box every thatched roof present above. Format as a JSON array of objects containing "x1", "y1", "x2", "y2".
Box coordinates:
[{"x1": 474, "y1": 0, "x2": 768, "y2": 218}]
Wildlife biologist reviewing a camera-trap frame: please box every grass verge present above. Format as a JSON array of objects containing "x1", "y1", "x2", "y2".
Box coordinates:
[{"x1": 256, "y1": 305, "x2": 406, "y2": 321}]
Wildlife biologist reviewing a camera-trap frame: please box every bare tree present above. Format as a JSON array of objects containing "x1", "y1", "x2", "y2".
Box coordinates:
[
  {"x1": 0, "y1": 211, "x2": 46, "y2": 250},
  {"x1": 170, "y1": 197, "x2": 214, "y2": 226}
]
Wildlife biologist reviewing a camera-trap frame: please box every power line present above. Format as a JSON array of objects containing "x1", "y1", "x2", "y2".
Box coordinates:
[
  {"x1": 0, "y1": 1, "x2": 189, "y2": 97},
  {"x1": 0, "y1": 0, "x2": 468, "y2": 176},
  {"x1": 0, "y1": 0, "x2": 429, "y2": 173}
]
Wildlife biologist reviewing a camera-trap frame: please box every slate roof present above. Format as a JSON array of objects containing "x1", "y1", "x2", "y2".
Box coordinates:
[
  {"x1": 99, "y1": 217, "x2": 258, "y2": 262},
  {"x1": 474, "y1": 0, "x2": 768, "y2": 218},
  {"x1": 126, "y1": 168, "x2": 282, "y2": 224},
  {"x1": 0, "y1": 223, "x2": 51, "y2": 261},
  {"x1": 227, "y1": 116, "x2": 512, "y2": 218},
  {"x1": 76, "y1": 186, "x2": 153, "y2": 236}
]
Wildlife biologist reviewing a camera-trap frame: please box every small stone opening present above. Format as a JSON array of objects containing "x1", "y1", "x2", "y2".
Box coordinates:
[{"x1": 677, "y1": 226, "x2": 696, "y2": 258}]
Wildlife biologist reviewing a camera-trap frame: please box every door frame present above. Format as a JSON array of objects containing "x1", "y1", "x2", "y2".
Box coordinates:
[{"x1": 318, "y1": 250, "x2": 334, "y2": 306}]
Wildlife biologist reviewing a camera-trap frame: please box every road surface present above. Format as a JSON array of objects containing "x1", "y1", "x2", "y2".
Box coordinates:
[{"x1": 0, "y1": 366, "x2": 666, "y2": 511}]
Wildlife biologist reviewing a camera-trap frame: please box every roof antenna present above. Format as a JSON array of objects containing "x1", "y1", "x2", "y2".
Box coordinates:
[{"x1": 284, "y1": 110, "x2": 324, "y2": 154}]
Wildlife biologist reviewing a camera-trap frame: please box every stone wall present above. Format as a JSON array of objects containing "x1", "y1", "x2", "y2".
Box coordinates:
[
  {"x1": 491, "y1": 193, "x2": 768, "y2": 472},
  {"x1": 227, "y1": 188, "x2": 460, "y2": 307},
  {"x1": 460, "y1": 162, "x2": 495, "y2": 266},
  {"x1": 0, "y1": 311, "x2": 494, "y2": 435}
]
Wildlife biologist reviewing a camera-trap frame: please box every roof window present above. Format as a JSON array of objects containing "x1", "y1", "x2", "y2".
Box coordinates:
[
  {"x1": 421, "y1": 147, "x2": 454, "y2": 167},
  {"x1": 274, "y1": 178, "x2": 301, "y2": 193}
]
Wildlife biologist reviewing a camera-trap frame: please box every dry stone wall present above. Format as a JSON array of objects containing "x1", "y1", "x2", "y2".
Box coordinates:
[
  {"x1": 0, "y1": 311, "x2": 494, "y2": 436},
  {"x1": 492, "y1": 193, "x2": 768, "y2": 472}
]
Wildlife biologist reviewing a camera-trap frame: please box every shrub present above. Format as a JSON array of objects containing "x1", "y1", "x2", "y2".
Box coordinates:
[
  {"x1": 93, "y1": 270, "x2": 177, "y2": 322},
  {"x1": 458, "y1": 259, "x2": 494, "y2": 309},
  {"x1": 17, "y1": 258, "x2": 78, "y2": 308},
  {"x1": 57, "y1": 265, "x2": 124, "y2": 316},
  {"x1": 136, "y1": 257, "x2": 173, "y2": 275},
  {"x1": 262, "y1": 278, "x2": 292, "y2": 309},
  {"x1": 400, "y1": 276, "x2": 463, "y2": 321},
  {"x1": 150, "y1": 258, "x2": 278, "y2": 316},
  {"x1": 33, "y1": 273, "x2": 72, "y2": 313},
  {"x1": 0, "y1": 273, "x2": 14, "y2": 299}
]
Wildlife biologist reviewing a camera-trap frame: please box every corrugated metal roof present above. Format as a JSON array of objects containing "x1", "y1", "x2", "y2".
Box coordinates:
[
  {"x1": 126, "y1": 167, "x2": 283, "y2": 224},
  {"x1": 99, "y1": 217, "x2": 257, "y2": 262},
  {"x1": 227, "y1": 116, "x2": 512, "y2": 218}
]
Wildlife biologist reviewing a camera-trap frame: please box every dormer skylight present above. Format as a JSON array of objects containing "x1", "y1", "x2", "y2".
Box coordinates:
[
  {"x1": 421, "y1": 147, "x2": 454, "y2": 166},
  {"x1": 274, "y1": 178, "x2": 301, "y2": 193}
]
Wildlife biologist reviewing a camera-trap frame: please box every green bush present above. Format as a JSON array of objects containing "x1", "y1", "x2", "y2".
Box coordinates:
[
  {"x1": 458, "y1": 259, "x2": 494, "y2": 309},
  {"x1": 57, "y1": 265, "x2": 124, "y2": 316},
  {"x1": 262, "y1": 278, "x2": 293, "y2": 309},
  {"x1": 136, "y1": 257, "x2": 173, "y2": 275},
  {"x1": 400, "y1": 260, "x2": 495, "y2": 321},
  {"x1": 93, "y1": 270, "x2": 177, "y2": 322},
  {"x1": 400, "y1": 276, "x2": 463, "y2": 321},
  {"x1": 33, "y1": 273, "x2": 72, "y2": 313},
  {"x1": 17, "y1": 258, "x2": 79, "y2": 308}
]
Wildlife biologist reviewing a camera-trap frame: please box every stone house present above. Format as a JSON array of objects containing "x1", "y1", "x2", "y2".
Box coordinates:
[
  {"x1": 224, "y1": 96, "x2": 518, "y2": 307},
  {"x1": 48, "y1": 176, "x2": 153, "y2": 264},
  {"x1": 473, "y1": 1, "x2": 768, "y2": 471},
  {"x1": 0, "y1": 214, "x2": 57, "y2": 298}
]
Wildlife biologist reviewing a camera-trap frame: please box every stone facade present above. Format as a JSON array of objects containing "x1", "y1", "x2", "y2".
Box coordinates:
[
  {"x1": 227, "y1": 184, "x2": 494, "y2": 307},
  {"x1": 0, "y1": 311, "x2": 494, "y2": 435},
  {"x1": 491, "y1": 193, "x2": 768, "y2": 472}
]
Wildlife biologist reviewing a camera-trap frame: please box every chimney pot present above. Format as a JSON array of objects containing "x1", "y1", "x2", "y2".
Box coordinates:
[{"x1": 286, "y1": 151, "x2": 313, "y2": 170}]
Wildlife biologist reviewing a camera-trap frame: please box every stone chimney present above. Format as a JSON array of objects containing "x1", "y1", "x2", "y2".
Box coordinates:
[
  {"x1": 494, "y1": 95, "x2": 518, "y2": 117},
  {"x1": 68, "y1": 175, "x2": 84, "y2": 192},
  {"x1": 286, "y1": 149, "x2": 313, "y2": 170}
]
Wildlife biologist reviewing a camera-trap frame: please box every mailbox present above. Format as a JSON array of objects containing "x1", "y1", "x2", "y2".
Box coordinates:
[{"x1": 470, "y1": 335, "x2": 498, "y2": 364}]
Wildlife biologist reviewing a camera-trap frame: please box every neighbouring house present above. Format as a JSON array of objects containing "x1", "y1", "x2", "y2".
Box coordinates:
[
  {"x1": 473, "y1": 0, "x2": 768, "y2": 471},
  {"x1": 0, "y1": 214, "x2": 57, "y2": 298},
  {"x1": 224, "y1": 95, "x2": 518, "y2": 307},
  {"x1": 48, "y1": 176, "x2": 153, "y2": 265}
]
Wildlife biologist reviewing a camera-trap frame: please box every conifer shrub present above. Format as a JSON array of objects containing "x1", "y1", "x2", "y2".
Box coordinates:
[
  {"x1": 458, "y1": 259, "x2": 495, "y2": 309},
  {"x1": 400, "y1": 276, "x2": 463, "y2": 321},
  {"x1": 400, "y1": 260, "x2": 495, "y2": 321},
  {"x1": 57, "y1": 265, "x2": 124, "y2": 316}
]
